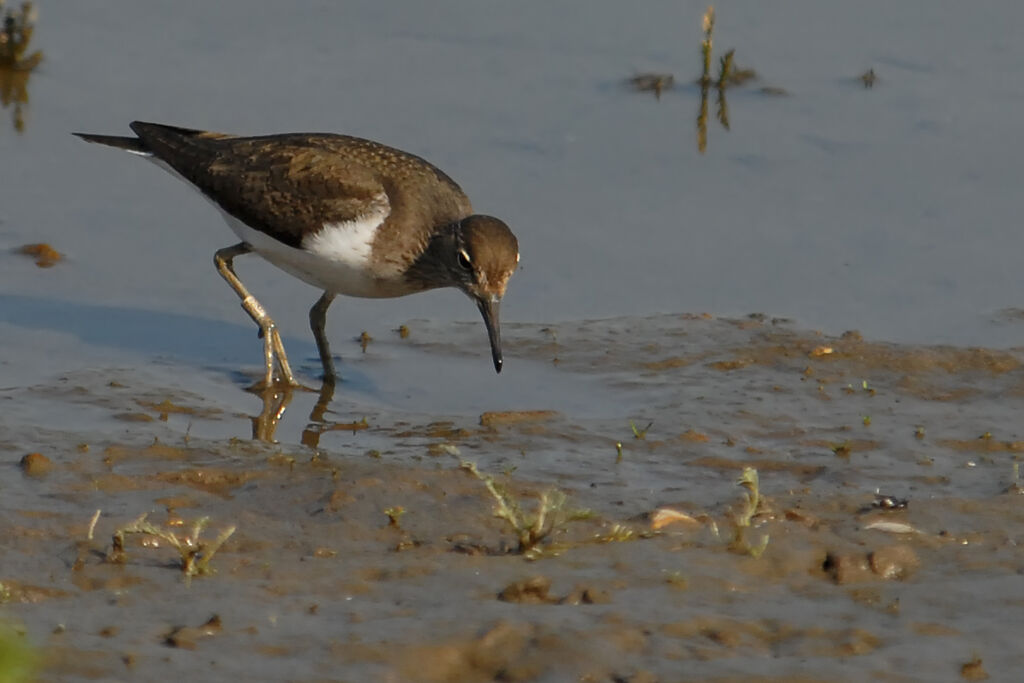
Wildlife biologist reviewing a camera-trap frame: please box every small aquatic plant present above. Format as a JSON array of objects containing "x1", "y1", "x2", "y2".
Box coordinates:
[
  {"x1": 0, "y1": 1, "x2": 41, "y2": 69},
  {"x1": 630, "y1": 420, "x2": 653, "y2": 440},
  {"x1": 699, "y1": 6, "x2": 714, "y2": 86},
  {"x1": 109, "y1": 513, "x2": 236, "y2": 582},
  {"x1": 0, "y1": 1, "x2": 41, "y2": 132},
  {"x1": 729, "y1": 467, "x2": 770, "y2": 557},
  {"x1": 458, "y1": 459, "x2": 592, "y2": 558},
  {"x1": 384, "y1": 506, "x2": 406, "y2": 528},
  {"x1": 830, "y1": 441, "x2": 852, "y2": 457}
]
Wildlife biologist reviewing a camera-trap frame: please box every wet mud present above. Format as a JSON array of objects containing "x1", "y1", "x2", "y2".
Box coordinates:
[{"x1": 3, "y1": 314, "x2": 1023, "y2": 681}]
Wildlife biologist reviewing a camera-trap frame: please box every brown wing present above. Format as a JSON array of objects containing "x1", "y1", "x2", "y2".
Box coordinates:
[{"x1": 131, "y1": 122, "x2": 392, "y2": 248}]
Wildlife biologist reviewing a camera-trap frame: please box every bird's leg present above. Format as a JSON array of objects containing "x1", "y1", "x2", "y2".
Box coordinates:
[
  {"x1": 309, "y1": 291, "x2": 338, "y2": 385},
  {"x1": 214, "y1": 243, "x2": 298, "y2": 388}
]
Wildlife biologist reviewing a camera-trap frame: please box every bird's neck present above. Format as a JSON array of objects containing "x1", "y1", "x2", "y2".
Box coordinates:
[{"x1": 403, "y1": 223, "x2": 459, "y2": 291}]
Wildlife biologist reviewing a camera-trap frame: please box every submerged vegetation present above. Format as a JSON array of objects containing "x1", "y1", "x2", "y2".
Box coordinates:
[
  {"x1": 0, "y1": 1, "x2": 39, "y2": 68},
  {"x1": 627, "y1": 5, "x2": 791, "y2": 153},
  {"x1": 629, "y1": 5, "x2": 759, "y2": 105},
  {"x1": 0, "y1": 1, "x2": 42, "y2": 132}
]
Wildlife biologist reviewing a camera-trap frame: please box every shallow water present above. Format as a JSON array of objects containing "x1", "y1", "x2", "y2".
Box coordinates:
[{"x1": 3, "y1": 2, "x2": 1024, "y2": 681}]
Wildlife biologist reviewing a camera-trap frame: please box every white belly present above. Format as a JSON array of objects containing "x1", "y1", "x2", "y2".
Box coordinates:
[{"x1": 220, "y1": 210, "x2": 405, "y2": 298}]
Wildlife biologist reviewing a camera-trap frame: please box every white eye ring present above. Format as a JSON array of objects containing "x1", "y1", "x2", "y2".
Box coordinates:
[{"x1": 457, "y1": 249, "x2": 472, "y2": 270}]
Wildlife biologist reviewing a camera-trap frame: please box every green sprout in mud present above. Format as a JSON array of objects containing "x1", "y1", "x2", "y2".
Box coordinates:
[
  {"x1": 458, "y1": 459, "x2": 592, "y2": 558},
  {"x1": 596, "y1": 523, "x2": 637, "y2": 543},
  {"x1": 630, "y1": 420, "x2": 653, "y2": 440},
  {"x1": 109, "y1": 513, "x2": 236, "y2": 582},
  {"x1": 831, "y1": 441, "x2": 852, "y2": 458},
  {"x1": 729, "y1": 467, "x2": 769, "y2": 557},
  {"x1": 384, "y1": 506, "x2": 406, "y2": 527},
  {"x1": 615, "y1": 441, "x2": 624, "y2": 463}
]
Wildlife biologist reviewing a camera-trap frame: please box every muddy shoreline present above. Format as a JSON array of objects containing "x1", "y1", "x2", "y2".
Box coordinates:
[{"x1": 3, "y1": 315, "x2": 1021, "y2": 681}]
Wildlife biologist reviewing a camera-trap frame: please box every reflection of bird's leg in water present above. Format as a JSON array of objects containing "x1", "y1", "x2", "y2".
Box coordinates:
[
  {"x1": 251, "y1": 386, "x2": 295, "y2": 442},
  {"x1": 301, "y1": 382, "x2": 336, "y2": 450},
  {"x1": 249, "y1": 381, "x2": 336, "y2": 444}
]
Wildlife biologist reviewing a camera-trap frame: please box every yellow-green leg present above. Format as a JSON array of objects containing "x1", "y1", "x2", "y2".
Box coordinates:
[{"x1": 214, "y1": 243, "x2": 297, "y2": 387}]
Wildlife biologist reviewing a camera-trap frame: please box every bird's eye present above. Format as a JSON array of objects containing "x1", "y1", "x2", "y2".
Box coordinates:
[{"x1": 457, "y1": 249, "x2": 472, "y2": 270}]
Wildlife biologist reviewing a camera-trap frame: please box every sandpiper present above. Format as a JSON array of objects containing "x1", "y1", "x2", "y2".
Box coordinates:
[{"x1": 74, "y1": 122, "x2": 519, "y2": 388}]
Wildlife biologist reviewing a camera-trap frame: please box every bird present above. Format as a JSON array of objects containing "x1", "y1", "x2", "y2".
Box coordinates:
[{"x1": 73, "y1": 121, "x2": 519, "y2": 389}]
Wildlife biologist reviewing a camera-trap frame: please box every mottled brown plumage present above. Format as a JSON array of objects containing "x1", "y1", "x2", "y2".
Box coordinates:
[
  {"x1": 128, "y1": 122, "x2": 474, "y2": 276},
  {"x1": 74, "y1": 121, "x2": 519, "y2": 385}
]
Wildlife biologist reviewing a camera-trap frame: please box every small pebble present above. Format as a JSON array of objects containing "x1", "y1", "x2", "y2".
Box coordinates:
[{"x1": 20, "y1": 452, "x2": 54, "y2": 477}]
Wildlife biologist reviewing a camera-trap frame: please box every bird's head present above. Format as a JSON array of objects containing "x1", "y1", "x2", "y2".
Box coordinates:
[{"x1": 451, "y1": 215, "x2": 519, "y2": 373}]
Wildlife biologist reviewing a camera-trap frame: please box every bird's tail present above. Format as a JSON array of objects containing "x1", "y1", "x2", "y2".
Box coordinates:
[{"x1": 72, "y1": 132, "x2": 151, "y2": 155}]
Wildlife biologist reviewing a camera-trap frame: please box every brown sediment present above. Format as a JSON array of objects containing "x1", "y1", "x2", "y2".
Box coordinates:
[
  {"x1": 710, "y1": 358, "x2": 754, "y2": 371},
  {"x1": 640, "y1": 355, "x2": 696, "y2": 371},
  {"x1": 0, "y1": 579, "x2": 68, "y2": 602},
  {"x1": 112, "y1": 412, "x2": 155, "y2": 423},
  {"x1": 137, "y1": 398, "x2": 223, "y2": 420},
  {"x1": 480, "y1": 410, "x2": 560, "y2": 427},
  {"x1": 16, "y1": 243, "x2": 61, "y2": 267},
  {"x1": 498, "y1": 576, "x2": 559, "y2": 604},
  {"x1": 823, "y1": 545, "x2": 919, "y2": 584},
  {"x1": 678, "y1": 428, "x2": 710, "y2": 442},
  {"x1": 164, "y1": 615, "x2": 223, "y2": 650},
  {"x1": 688, "y1": 456, "x2": 826, "y2": 479},
  {"x1": 19, "y1": 451, "x2": 53, "y2": 476},
  {"x1": 938, "y1": 437, "x2": 1024, "y2": 453},
  {"x1": 961, "y1": 656, "x2": 989, "y2": 681},
  {"x1": 154, "y1": 468, "x2": 265, "y2": 497}
]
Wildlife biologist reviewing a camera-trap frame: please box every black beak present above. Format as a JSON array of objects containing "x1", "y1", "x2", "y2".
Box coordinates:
[{"x1": 476, "y1": 296, "x2": 503, "y2": 373}]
